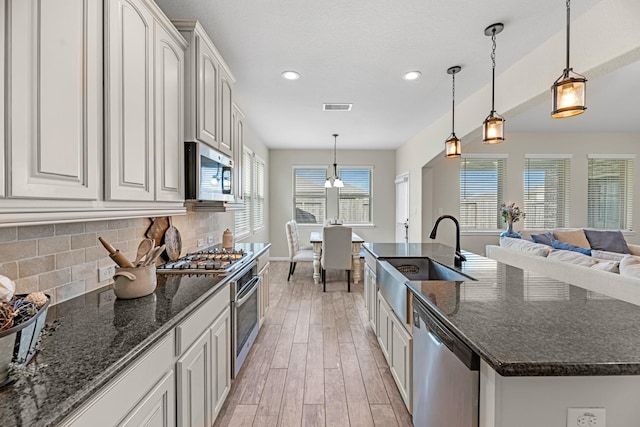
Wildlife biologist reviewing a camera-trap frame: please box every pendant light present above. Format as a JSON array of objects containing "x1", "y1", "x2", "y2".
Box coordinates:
[
  {"x1": 445, "y1": 66, "x2": 462, "y2": 158},
  {"x1": 325, "y1": 134, "x2": 344, "y2": 188},
  {"x1": 551, "y1": 0, "x2": 587, "y2": 118},
  {"x1": 483, "y1": 23, "x2": 505, "y2": 144}
]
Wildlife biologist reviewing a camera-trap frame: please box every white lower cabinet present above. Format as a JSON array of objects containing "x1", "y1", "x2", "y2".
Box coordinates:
[
  {"x1": 119, "y1": 370, "x2": 175, "y2": 427},
  {"x1": 258, "y1": 260, "x2": 270, "y2": 327},
  {"x1": 364, "y1": 262, "x2": 377, "y2": 331},
  {"x1": 210, "y1": 307, "x2": 231, "y2": 418},
  {"x1": 177, "y1": 330, "x2": 211, "y2": 427},
  {"x1": 376, "y1": 290, "x2": 413, "y2": 413},
  {"x1": 60, "y1": 333, "x2": 175, "y2": 427}
]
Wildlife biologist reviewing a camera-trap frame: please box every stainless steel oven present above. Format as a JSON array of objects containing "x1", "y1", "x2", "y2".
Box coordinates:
[{"x1": 230, "y1": 260, "x2": 260, "y2": 378}]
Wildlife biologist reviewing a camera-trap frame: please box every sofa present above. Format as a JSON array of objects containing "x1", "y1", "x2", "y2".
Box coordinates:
[{"x1": 486, "y1": 228, "x2": 640, "y2": 305}]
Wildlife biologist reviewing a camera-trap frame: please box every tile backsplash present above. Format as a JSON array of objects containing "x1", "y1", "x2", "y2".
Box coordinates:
[{"x1": 0, "y1": 211, "x2": 234, "y2": 305}]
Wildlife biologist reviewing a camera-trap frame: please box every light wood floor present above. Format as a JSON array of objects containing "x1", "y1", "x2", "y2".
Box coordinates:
[{"x1": 214, "y1": 261, "x2": 413, "y2": 427}]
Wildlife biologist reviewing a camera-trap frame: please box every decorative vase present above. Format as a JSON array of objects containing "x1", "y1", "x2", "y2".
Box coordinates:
[{"x1": 500, "y1": 222, "x2": 521, "y2": 239}]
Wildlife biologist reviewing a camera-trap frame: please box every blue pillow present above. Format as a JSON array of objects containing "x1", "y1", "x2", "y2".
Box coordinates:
[
  {"x1": 530, "y1": 232, "x2": 553, "y2": 246},
  {"x1": 551, "y1": 238, "x2": 592, "y2": 256},
  {"x1": 583, "y1": 229, "x2": 630, "y2": 254}
]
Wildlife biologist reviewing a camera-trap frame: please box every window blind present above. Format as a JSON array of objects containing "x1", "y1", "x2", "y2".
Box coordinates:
[
  {"x1": 293, "y1": 168, "x2": 326, "y2": 224},
  {"x1": 252, "y1": 157, "x2": 265, "y2": 230},
  {"x1": 459, "y1": 157, "x2": 506, "y2": 230},
  {"x1": 587, "y1": 157, "x2": 634, "y2": 230},
  {"x1": 523, "y1": 157, "x2": 571, "y2": 229},
  {"x1": 338, "y1": 167, "x2": 372, "y2": 224},
  {"x1": 234, "y1": 149, "x2": 252, "y2": 237}
]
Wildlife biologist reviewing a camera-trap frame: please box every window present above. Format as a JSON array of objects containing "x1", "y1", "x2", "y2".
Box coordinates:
[
  {"x1": 523, "y1": 155, "x2": 571, "y2": 229},
  {"x1": 587, "y1": 155, "x2": 634, "y2": 230},
  {"x1": 234, "y1": 149, "x2": 253, "y2": 238},
  {"x1": 293, "y1": 168, "x2": 327, "y2": 224},
  {"x1": 252, "y1": 156, "x2": 265, "y2": 231},
  {"x1": 459, "y1": 156, "x2": 506, "y2": 230},
  {"x1": 338, "y1": 167, "x2": 372, "y2": 224}
]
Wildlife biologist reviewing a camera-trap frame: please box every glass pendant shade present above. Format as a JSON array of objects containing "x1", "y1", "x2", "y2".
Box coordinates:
[
  {"x1": 445, "y1": 134, "x2": 461, "y2": 158},
  {"x1": 551, "y1": 72, "x2": 586, "y2": 118},
  {"x1": 482, "y1": 113, "x2": 505, "y2": 144}
]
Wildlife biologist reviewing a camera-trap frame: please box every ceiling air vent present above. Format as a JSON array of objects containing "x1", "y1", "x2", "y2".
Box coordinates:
[{"x1": 323, "y1": 103, "x2": 352, "y2": 111}]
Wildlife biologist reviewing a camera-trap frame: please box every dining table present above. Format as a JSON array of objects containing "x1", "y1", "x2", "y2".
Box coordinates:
[{"x1": 309, "y1": 230, "x2": 365, "y2": 285}]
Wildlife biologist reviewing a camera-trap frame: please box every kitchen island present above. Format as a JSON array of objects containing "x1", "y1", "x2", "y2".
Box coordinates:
[
  {"x1": 0, "y1": 243, "x2": 270, "y2": 427},
  {"x1": 364, "y1": 242, "x2": 640, "y2": 427}
]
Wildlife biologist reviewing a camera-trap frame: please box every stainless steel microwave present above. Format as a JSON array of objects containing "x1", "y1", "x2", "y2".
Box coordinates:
[{"x1": 185, "y1": 141, "x2": 234, "y2": 202}]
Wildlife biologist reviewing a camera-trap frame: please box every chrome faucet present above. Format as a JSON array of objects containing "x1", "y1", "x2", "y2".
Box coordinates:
[{"x1": 429, "y1": 215, "x2": 466, "y2": 267}]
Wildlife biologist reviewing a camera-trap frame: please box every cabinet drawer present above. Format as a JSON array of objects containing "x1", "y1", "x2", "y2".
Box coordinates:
[
  {"x1": 176, "y1": 282, "x2": 230, "y2": 355},
  {"x1": 257, "y1": 250, "x2": 270, "y2": 271},
  {"x1": 61, "y1": 332, "x2": 174, "y2": 426}
]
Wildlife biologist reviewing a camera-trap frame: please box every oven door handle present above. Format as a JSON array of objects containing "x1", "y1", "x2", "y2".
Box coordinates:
[{"x1": 235, "y1": 276, "x2": 261, "y2": 308}]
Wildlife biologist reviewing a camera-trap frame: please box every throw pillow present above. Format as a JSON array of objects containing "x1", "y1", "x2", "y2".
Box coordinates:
[
  {"x1": 499, "y1": 237, "x2": 552, "y2": 257},
  {"x1": 583, "y1": 229, "x2": 631, "y2": 254},
  {"x1": 551, "y1": 238, "x2": 592, "y2": 256},
  {"x1": 590, "y1": 260, "x2": 620, "y2": 273},
  {"x1": 628, "y1": 243, "x2": 640, "y2": 256},
  {"x1": 552, "y1": 229, "x2": 591, "y2": 249},
  {"x1": 620, "y1": 255, "x2": 640, "y2": 279},
  {"x1": 547, "y1": 249, "x2": 598, "y2": 267},
  {"x1": 591, "y1": 249, "x2": 626, "y2": 262},
  {"x1": 530, "y1": 232, "x2": 553, "y2": 246}
]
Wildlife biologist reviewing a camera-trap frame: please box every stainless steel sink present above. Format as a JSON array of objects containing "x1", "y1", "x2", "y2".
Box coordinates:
[{"x1": 384, "y1": 257, "x2": 475, "y2": 282}]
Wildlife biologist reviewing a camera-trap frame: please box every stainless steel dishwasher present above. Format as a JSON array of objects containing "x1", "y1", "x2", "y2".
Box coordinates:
[{"x1": 412, "y1": 295, "x2": 480, "y2": 427}]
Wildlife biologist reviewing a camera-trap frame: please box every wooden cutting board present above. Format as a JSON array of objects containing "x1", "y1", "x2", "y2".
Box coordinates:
[
  {"x1": 163, "y1": 217, "x2": 182, "y2": 262},
  {"x1": 145, "y1": 217, "x2": 169, "y2": 248}
]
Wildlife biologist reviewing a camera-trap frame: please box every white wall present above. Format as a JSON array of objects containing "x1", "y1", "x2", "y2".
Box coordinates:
[
  {"x1": 423, "y1": 132, "x2": 640, "y2": 255},
  {"x1": 396, "y1": 0, "x2": 640, "y2": 243},
  {"x1": 268, "y1": 149, "x2": 396, "y2": 258},
  {"x1": 235, "y1": 124, "x2": 270, "y2": 245}
]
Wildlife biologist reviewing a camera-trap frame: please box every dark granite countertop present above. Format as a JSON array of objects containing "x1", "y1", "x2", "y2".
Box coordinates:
[
  {"x1": 0, "y1": 242, "x2": 270, "y2": 427},
  {"x1": 364, "y1": 243, "x2": 640, "y2": 377}
]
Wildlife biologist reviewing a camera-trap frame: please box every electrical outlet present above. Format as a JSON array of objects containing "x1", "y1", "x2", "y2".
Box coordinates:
[
  {"x1": 568, "y1": 408, "x2": 606, "y2": 427},
  {"x1": 98, "y1": 265, "x2": 116, "y2": 282},
  {"x1": 197, "y1": 238, "x2": 205, "y2": 247},
  {"x1": 207, "y1": 235, "x2": 214, "y2": 244}
]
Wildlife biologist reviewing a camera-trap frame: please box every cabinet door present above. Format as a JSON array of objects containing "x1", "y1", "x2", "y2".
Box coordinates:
[
  {"x1": 368, "y1": 268, "x2": 377, "y2": 331},
  {"x1": 376, "y1": 292, "x2": 391, "y2": 363},
  {"x1": 119, "y1": 370, "x2": 176, "y2": 427},
  {"x1": 8, "y1": 0, "x2": 100, "y2": 200},
  {"x1": 177, "y1": 331, "x2": 211, "y2": 427},
  {"x1": 196, "y1": 36, "x2": 219, "y2": 147},
  {"x1": 390, "y1": 319, "x2": 412, "y2": 411},
  {"x1": 210, "y1": 307, "x2": 231, "y2": 422},
  {"x1": 105, "y1": 0, "x2": 154, "y2": 201},
  {"x1": 218, "y1": 73, "x2": 233, "y2": 156},
  {"x1": 0, "y1": 0, "x2": 5, "y2": 198},
  {"x1": 154, "y1": 21, "x2": 184, "y2": 202}
]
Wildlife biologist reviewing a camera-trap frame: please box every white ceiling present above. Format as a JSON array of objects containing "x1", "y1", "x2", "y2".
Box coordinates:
[{"x1": 155, "y1": 0, "x2": 607, "y2": 150}]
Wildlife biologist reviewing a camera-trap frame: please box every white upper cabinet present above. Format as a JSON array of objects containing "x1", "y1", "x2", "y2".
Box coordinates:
[
  {"x1": 8, "y1": 0, "x2": 101, "y2": 200},
  {"x1": 173, "y1": 20, "x2": 235, "y2": 157},
  {"x1": 218, "y1": 71, "x2": 233, "y2": 156},
  {"x1": 0, "y1": 0, "x2": 5, "y2": 199},
  {"x1": 105, "y1": 0, "x2": 155, "y2": 201},
  {"x1": 232, "y1": 103, "x2": 245, "y2": 203},
  {"x1": 154, "y1": 20, "x2": 185, "y2": 202}
]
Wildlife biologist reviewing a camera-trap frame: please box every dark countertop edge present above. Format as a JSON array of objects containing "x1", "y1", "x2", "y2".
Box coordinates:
[{"x1": 51, "y1": 243, "x2": 271, "y2": 425}]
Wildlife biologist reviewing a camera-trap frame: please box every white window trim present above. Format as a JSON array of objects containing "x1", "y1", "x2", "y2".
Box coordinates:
[
  {"x1": 461, "y1": 153, "x2": 509, "y2": 159},
  {"x1": 524, "y1": 154, "x2": 573, "y2": 159},
  {"x1": 587, "y1": 154, "x2": 636, "y2": 159},
  {"x1": 337, "y1": 165, "x2": 374, "y2": 225}
]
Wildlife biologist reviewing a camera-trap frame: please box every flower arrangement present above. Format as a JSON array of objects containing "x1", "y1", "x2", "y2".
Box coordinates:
[{"x1": 500, "y1": 202, "x2": 525, "y2": 225}]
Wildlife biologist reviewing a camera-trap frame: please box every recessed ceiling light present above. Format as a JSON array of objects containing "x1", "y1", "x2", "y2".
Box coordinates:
[
  {"x1": 403, "y1": 71, "x2": 422, "y2": 81},
  {"x1": 281, "y1": 71, "x2": 300, "y2": 80}
]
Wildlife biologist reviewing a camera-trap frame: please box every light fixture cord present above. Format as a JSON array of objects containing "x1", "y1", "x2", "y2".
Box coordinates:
[
  {"x1": 451, "y1": 72, "x2": 456, "y2": 133},
  {"x1": 332, "y1": 134, "x2": 338, "y2": 178},
  {"x1": 490, "y1": 28, "x2": 497, "y2": 113},
  {"x1": 565, "y1": 0, "x2": 571, "y2": 73}
]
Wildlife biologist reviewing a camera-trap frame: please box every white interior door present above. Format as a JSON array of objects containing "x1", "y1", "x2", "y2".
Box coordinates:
[{"x1": 395, "y1": 173, "x2": 409, "y2": 243}]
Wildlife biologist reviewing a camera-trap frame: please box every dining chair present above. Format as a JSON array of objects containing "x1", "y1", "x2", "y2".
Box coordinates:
[
  {"x1": 321, "y1": 225, "x2": 353, "y2": 292},
  {"x1": 285, "y1": 220, "x2": 314, "y2": 281}
]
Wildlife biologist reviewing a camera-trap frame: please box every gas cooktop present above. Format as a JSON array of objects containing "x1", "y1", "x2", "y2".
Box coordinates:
[{"x1": 156, "y1": 247, "x2": 250, "y2": 275}]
